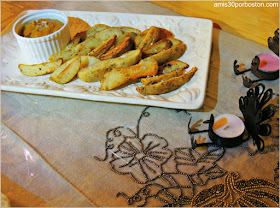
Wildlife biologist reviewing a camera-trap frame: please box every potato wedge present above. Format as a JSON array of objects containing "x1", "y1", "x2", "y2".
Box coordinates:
[
  {"x1": 137, "y1": 26, "x2": 160, "y2": 49},
  {"x1": 99, "y1": 36, "x2": 133, "y2": 60},
  {"x1": 136, "y1": 67, "x2": 198, "y2": 95},
  {"x1": 66, "y1": 31, "x2": 87, "y2": 49},
  {"x1": 78, "y1": 49, "x2": 142, "y2": 82},
  {"x1": 88, "y1": 35, "x2": 117, "y2": 57},
  {"x1": 158, "y1": 27, "x2": 174, "y2": 40},
  {"x1": 114, "y1": 32, "x2": 138, "y2": 47},
  {"x1": 145, "y1": 42, "x2": 187, "y2": 65},
  {"x1": 49, "y1": 40, "x2": 91, "y2": 62},
  {"x1": 158, "y1": 60, "x2": 189, "y2": 74},
  {"x1": 66, "y1": 34, "x2": 82, "y2": 49},
  {"x1": 167, "y1": 38, "x2": 184, "y2": 47},
  {"x1": 80, "y1": 56, "x2": 100, "y2": 69},
  {"x1": 142, "y1": 38, "x2": 172, "y2": 58},
  {"x1": 134, "y1": 27, "x2": 174, "y2": 47},
  {"x1": 101, "y1": 59, "x2": 158, "y2": 91},
  {"x1": 113, "y1": 26, "x2": 141, "y2": 35},
  {"x1": 50, "y1": 56, "x2": 81, "y2": 84},
  {"x1": 18, "y1": 58, "x2": 63, "y2": 76},
  {"x1": 49, "y1": 28, "x2": 123, "y2": 62},
  {"x1": 134, "y1": 31, "x2": 146, "y2": 48},
  {"x1": 86, "y1": 24, "x2": 110, "y2": 37},
  {"x1": 141, "y1": 68, "x2": 185, "y2": 86}
]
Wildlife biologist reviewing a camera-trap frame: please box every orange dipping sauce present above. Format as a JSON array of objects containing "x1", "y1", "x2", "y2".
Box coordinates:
[{"x1": 21, "y1": 19, "x2": 64, "y2": 38}]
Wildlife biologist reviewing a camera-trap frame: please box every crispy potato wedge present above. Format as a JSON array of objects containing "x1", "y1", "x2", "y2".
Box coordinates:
[
  {"x1": 158, "y1": 60, "x2": 189, "y2": 74},
  {"x1": 137, "y1": 26, "x2": 160, "y2": 49},
  {"x1": 78, "y1": 49, "x2": 142, "y2": 82},
  {"x1": 66, "y1": 34, "x2": 82, "y2": 49},
  {"x1": 142, "y1": 38, "x2": 172, "y2": 58},
  {"x1": 49, "y1": 28, "x2": 123, "y2": 62},
  {"x1": 134, "y1": 32, "x2": 146, "y2": 48},
  {"x1": 49, "y1": 42, "x2": 91, "y2": 63},
  {"x1": 66, "y1": 31, "x2": 87, "y2": 49},
  {"x1": 141, "y1": 68, "x2": 185, "y2": 86},
  {"x1": 50, "y1": 56, "x2": 81, "y2": 84},
  {"x1": 145, "y1": 42, "x2": 187, "y2": 65},
  {"x1": 158, "y1": 27, "x2": 174, "y2": 40},
  {"x1": 80, "y1": 56, "x2": 100, "y2": 69},
  {"x1": 92, "y1": 27, "x2": 123, "y2": 43},
  {"x1": 113, "y1": 26, "x2": 141, "y2": 35},
  {"x1": 88, "y1": 35, "x2": 117, "y2": 57},
  {"x1": 134, "y1": 27, "x2": 174, "y2": 47},
  {"x1": 18, "y1": 58, "x2": 63, "y2": 76},
  {"x1": 167, "y1": 38, "x2": 184, "y2": 47},
  {"x1": 99, "y1": 36, "x2": 133, "y2": 60},
  {"x1": 101, "y1": 59, "x2": 158, "y2": 91},
  {"x1": 136, "y1": 67, "x2": 198, "y2": 95},
  {"x1": 86, "y1": 24, "x2": 110, "y2": 37},
  {"x1": 114, "y1": 32, "x2": 138, "y2": 47}
]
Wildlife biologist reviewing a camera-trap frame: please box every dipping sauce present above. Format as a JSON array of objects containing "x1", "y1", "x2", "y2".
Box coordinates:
[
  {"x1": 21, "y1": 18, "x2": 64, "y2": 38},
  {"x1": 213, "y1": 114, "x2": 245, "y2": 138}
]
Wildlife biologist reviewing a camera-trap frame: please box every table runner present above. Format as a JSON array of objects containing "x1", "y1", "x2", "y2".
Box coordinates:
[{"x1": 1, "y1": 3, "x2": 279, "y2": 207}]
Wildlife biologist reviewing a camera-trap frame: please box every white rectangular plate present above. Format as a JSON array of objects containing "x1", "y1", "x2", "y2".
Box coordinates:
[{"x1": 1, "y1": 10, "x2": 212, "y2": 109}]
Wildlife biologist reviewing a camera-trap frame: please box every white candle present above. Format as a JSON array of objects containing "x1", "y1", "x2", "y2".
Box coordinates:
[{"x1": 213, "y1": 114, "x2": 245, "y2": 138}]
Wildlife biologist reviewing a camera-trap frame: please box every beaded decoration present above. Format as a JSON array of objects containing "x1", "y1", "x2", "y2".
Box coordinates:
[
  {"x1": 95, "y1": 107, "x2": 226, "y2": 207},
  {"x1": 274, "y1": 162, "x2": 279, "y2": 185},
  {"x1": 191, "y1": 172, "x2": 279, "y2": 207}
]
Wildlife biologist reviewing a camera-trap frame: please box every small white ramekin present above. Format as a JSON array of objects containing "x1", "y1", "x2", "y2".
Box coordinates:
[{"x1": 13, "y1": 9, "x2": 71, "y2": 64}]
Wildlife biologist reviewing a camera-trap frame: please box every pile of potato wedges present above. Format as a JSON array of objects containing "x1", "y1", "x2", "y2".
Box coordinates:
[{"x1": 18, "y1": 23, "x2": 198, "y2": 95}]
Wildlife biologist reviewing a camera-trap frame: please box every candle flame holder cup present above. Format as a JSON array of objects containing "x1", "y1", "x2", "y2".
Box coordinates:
[
  {"x1": 234, "y1": 54, "x2": 279, "y2": 88},
  {"x1": 234, "y1": 29, "x2": 279, "y2": 88},
  {"x1": 189, "y1": 84, "x2": 276, "y2": 152},
  {"x1": 189, "y1": 114, "x2": 247, "y2": 149}
]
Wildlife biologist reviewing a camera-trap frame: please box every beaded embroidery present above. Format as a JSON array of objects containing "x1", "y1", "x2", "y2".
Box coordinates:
[
  {"x1": 95, "y1": 107, "x2": 226, "y2": 206},
  {"x1": 191, "y1": 172, "x2": 279, "y2": 207}
]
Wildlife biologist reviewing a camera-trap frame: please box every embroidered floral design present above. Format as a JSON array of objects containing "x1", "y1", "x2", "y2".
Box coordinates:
[
  {"x1": 191, "y1": 172, "x2": 279, "y2": 207},
  {"x1": 95, "y1": 107, "x2": 227, "y2": 207},
  {"x1": 110, "y1": 134, "x2": 172, "y2": 184},
  {"x1": 174, "y1": 146, "x2": 225, "y2": 174}
]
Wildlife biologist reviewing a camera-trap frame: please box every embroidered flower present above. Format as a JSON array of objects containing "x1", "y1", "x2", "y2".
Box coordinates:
[{"x1": 110, "y1": 134, "x2": 172, "y2": 184}]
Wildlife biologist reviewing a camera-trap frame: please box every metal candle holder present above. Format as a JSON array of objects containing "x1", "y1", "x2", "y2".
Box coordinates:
[
  {"x1": 189, "y1": 84, "x2": 276, "y2": 151},
  {"x1": 234, "y1": 55, "x2": 279, "y2": 88},
  {"x1": 189, "y1": 114, "x2": 247, "y2": 149},
  {"x1": 234, "y1": 28, "x2": 279, "y2": 88},
  {"x1": 268, "y1": 28, "x2": 279, "y2": 56}
]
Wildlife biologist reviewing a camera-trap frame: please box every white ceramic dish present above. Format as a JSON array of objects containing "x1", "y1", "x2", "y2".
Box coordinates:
[
  {"x1": 1, "y1": 10, "x2": 213, "y2": 109},
  {"x1": 12, "y1": 9, "x2": 71, "y2": 63}
]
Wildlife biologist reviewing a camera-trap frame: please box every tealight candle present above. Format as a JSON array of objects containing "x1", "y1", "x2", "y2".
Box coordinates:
[
  {"x1": 257, "y1": 53, "x2": 279, "y2": 73},
  {"x1": 206, "y1": 113, "x2": 246, "y2": 148},
  {"x1": 251, "y1": 53, "x2": 279, "y2": 80},
  {"x1": 212, "y1": 114, "x2": 245, "y2": 138}
]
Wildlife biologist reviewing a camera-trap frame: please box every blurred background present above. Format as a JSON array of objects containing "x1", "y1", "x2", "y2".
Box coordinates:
[{"x1": 1, "y1": 1, "x2": 279, "y2": 45}]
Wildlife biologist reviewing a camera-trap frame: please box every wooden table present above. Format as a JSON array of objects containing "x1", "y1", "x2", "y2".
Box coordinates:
[
  {"x1": 1, "y1": 1, "x2": 279, "y2": 207},
  {"x1": 2, "y1": 1, "x2": 279, "y2": 45},
  {"x1": 152, "y1": 1, "x2": 279, "y2": 46}
]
